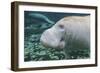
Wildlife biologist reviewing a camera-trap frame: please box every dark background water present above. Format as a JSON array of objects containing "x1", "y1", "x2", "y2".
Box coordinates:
[
  {"x1": 25, "y1": 11, "x2": 90, "y2": 25},
  {"x1": 24, "y1": 11, "x2": 90, "y2": 62}
]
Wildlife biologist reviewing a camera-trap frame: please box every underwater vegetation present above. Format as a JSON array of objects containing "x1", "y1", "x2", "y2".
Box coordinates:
[{"x1": 24, "y1": 11, "x2": 90, "y2": 62}]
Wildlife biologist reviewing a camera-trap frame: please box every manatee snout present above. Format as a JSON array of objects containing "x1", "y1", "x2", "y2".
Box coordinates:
[{"x1": 40, "y1": 28, "x2": 65, "y2": 49}]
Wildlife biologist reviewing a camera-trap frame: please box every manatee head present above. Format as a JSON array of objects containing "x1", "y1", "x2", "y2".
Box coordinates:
[
  {"x1": 40, "y1": 16, "x2": 90, "y2": 49},
  {"x1": 40, "y1": 19, "x2": 66, "y2": 49}
]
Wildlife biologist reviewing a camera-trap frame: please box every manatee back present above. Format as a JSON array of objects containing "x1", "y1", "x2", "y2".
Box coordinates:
[{"x1": 56, "y1": 16, "x2": 90, "y2": 50}]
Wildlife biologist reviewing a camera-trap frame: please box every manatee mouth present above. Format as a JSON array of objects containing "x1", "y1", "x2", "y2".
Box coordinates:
[
  {"x1": 58, "y1": 37, "x2": 65, "y2": 49},
  {"x1": 40, "y1": 34, "x2": 65, "y2": 49},
  {"x1": 40, "y1": 36, "x2": 60, "y2": 48},
  {"x1": 60, "y1": 37, "x2": 64, "y2": 42}
]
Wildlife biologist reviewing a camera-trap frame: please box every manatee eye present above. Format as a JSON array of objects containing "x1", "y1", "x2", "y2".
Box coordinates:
[{"x1": 59, "y1": 25, "x2": 64, "y2": 29}]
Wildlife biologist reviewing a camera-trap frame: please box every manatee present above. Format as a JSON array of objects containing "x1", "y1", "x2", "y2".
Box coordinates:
[
  {"x1": 40, "y1": 15, "x2": 90, "y2": 59},
  {"x1": 29, "y1": 13, "x2": 55, "y2": 24},
  {"x1": 25, "y1": 13, "x2": 55, "y2": 36}
]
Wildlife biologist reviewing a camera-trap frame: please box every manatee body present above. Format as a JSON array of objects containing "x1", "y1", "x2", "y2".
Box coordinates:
[
  {"x1": 29, "y1": 13, "x2": 55, "y2": 24},
  {"x1": 25, "y1": 13, "x2": 55, "y2": 36},
  {"x1": 40, "y1": 16, "x2": 90, "y2": 58}
]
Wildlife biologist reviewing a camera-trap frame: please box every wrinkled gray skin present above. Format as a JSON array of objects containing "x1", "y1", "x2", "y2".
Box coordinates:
[{"x1": 40, "y1": 16, "x2": 90, "y2": 59}]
